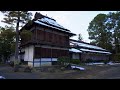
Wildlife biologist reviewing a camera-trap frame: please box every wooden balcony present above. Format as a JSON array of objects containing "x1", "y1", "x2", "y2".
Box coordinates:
[{"x1": 20, "y1": 39, "x2": 70, "y2": 48}]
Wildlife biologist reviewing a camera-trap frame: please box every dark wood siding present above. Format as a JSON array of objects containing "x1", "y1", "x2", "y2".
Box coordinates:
[
  {"x1": 34, "y1": 47, "x2": 69, "y2": 58},
  {"x1": 37, "y1": 30, "x2": 44, "y2": 41},
  {"x1": 36, "y1": 28, "x2": 69, "y2": 47},
  {"x1": 81, "y1": 53, "x2": 110, "y2": 61},
  {"x1": 20, "y1": 26, "x2": 70, "y2": 48}
]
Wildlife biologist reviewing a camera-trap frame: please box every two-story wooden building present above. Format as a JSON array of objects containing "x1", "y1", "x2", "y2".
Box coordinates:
[{"x1": 20, "y1": 12, "x2": 75, "y2": 67}]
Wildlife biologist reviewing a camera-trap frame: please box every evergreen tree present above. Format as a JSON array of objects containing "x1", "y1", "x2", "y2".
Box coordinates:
[
  {"x1": 87, "y1": 11, "x2": 120, "y2": 53},
  {"x1": 106, "y1": 12, "x2": 120, "y2": 53},
  {"x1": 87, "y1": 13, "x2": 113, "y2": 51},
  {"x1": 0, "y1": 26, "x2": 15, "y2": 63},
  {"x1": 78, "y1": 33, "x2": 83, "y2": 41},
  {"x1": 1, "y1": 11, "x2": 32, "y2": 64}
]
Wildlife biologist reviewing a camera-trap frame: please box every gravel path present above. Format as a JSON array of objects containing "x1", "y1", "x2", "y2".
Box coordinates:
[{"x1": 1, "y1": 64, "x2": 120, "y2": 79}]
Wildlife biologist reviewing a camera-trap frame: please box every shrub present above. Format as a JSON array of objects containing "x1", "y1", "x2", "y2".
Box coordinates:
[
  {"x1": 57, "y1": 56, "x2": 71, "y2": 66},
  {"x1": 70, "y1": 59, "x2": 81, "y2": 64}
]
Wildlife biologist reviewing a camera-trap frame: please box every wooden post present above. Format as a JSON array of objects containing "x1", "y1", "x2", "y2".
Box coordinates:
[
  {"x1": 33, "y1": 45, "x2": 35, "y2": 67},
  {"x1": 51, "y1": 46, "x2": 52, "y2": 65},
  {"x1": 40, "y1": 46, "x2": 41, "y2": 68}
]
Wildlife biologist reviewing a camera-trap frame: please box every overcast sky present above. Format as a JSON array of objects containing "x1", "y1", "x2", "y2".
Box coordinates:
[{"x1": 0, "y1": 11, "x2": 116, "y2": 43}]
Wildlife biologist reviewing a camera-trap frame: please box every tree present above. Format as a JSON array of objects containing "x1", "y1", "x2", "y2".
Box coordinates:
[
  {"x1": 87, "y1": 13, "x2": 113, "y2": 51},
  {"x1": 105, "y1": 12, "x2": 120, "y2": 53},
  {"x1": 87, "y1": 11, "x2": 120, "y2": 54},
  {"x1": 0, "y1": 26, "x2": 15, "y2": 63},
  {"x1": 1, "y1": 11, "x2": 32, "y2": 65},
  {"x1": 78, "y1": 33, "x2": 83, "y2": 41}
]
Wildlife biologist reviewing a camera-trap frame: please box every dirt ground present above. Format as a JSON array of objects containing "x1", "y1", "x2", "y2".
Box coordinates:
[{"x1": 0, "y1": 64, "x2": 120, "y2": 79}]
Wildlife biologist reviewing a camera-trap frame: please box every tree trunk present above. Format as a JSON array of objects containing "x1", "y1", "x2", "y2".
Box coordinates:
[{"x1": 14, "y1": 11, "x2": 20, "y2": 65}]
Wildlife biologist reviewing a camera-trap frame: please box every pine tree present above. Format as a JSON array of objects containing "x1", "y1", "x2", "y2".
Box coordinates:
[
  {"x1": 78, "y1": 33, "x2": 83, "y2": 41},
  {"x1": 1, "y1": 11, "x2": 32, "y2": 65}
]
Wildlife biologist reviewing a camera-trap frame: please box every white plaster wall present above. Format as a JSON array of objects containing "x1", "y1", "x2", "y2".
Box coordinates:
[
  {"x1": 72, "y1": 53, "x2": 80, "y2": 59},
  {"x1": 28, "y1": 62, "x2": 33, "y2": 67},
  {"x1": 52, "y1": 58, "x2": 57, "y2": 61},
  {"x1": 34, "y1": 58, "x2": 57, "y2": 62},
  {"x1": 41, "y1": 58, "x2": 52, "y2": 61},
  {"x1": 33, "y1": 62, "x2": 52, "y2": 67},
  {"x1": 33, "y1": 58, "x2": 58, "y2": 67},
  {"x1": 29, "y1": 45, "x2": 34, "y2": 61},
  {"x1": 24, "y1": 45, "x2": 34, "y2": 61},
  {"x1": 28, "y1": 58, "x2": 58, "y2": 67},
  {"x1": 40, "y1": 62, "x2": 51, "y2": 66},
  {"x1": 34, "y1": 63, "x2": 40, "y2": 67},
  {"x1": 24, "y1": 47, "x2": 29, "y2": 61}
]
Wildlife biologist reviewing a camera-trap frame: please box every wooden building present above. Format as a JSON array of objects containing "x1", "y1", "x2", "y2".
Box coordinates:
[
  {"x1": 19, "y1": 12, "x2": 75, "y2": 67},
  {"x1": 69, "y1": 39, "x2": 112, "y2": 62}
]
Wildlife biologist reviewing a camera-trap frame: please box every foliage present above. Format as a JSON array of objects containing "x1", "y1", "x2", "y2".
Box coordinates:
[
  {"x1": 87, "y1": 13, "x2": 112, "y2": 51},
  {"x1": 87, "y1": 12, "x2": 120, "y2": 53},
  {"x1": 1, "y1": 11, "x2": 32, "y2": 28},
  {"x1": 58, "y1": 57, "x2": 81, "y2": 66},
  {"x1": 0, "y1": 27, "x2": 15, "y2": 63},
  {"x1": 78, "y1": 33, "x2": 83, "y2": 41},
  {"x1": 57, "y1": 56, "x2": 71, "y2": 66},
  {"x1": 1, "y1": 11, "x2": 32, "y2": 64},
  {"x1": 70, "y1": 59, "x2": 81, "y2": 64}
]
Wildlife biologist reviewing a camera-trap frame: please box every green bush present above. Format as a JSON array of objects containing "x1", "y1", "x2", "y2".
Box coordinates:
[
  {"x1": 57, "y1": 56, "x2": 71, "y2": 66},
  {"x1": 58, "y1": 57, "x2": 81, "y2": 65},
  {"x1": 70, "y1": 59, "x2": 81, "y2": 64}
]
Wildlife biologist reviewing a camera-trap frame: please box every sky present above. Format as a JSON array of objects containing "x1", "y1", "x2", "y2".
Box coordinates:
[{"x1": 0, "y1": 11, "x2": 116, "y2": 43}]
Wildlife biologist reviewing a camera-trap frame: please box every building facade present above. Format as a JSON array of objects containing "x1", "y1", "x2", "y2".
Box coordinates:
[
  {"x1": 69, "y1": 39, "x2": 112, "y2": 62},
  {"x1": 9, "y1": 12, "x2": 112, "y2": 67},
  {"x1": 20, "y1": 12, "x2": 75, "y2": 67}
]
